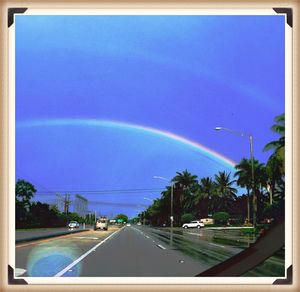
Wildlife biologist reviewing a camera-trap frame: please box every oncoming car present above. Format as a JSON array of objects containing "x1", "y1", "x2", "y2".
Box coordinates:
[
  {"x1": 95, "y1": 217, "x2": 109, "y2": 231},
  {"x1": 182, "y1": 220, "x2": 204, "y2": 229},
  {"x1": 68, "y1": 221, "x2": 80, "y2": 228}
]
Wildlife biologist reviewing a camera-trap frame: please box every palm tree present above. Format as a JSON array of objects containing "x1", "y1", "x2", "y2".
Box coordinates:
[
  {"x1": 264, "y1": 113, "x2": 285, "y2": 150},
  {"x1": 214, "y1": 171, "x2": 237, "y2": 212},
  {"x1": 234, "y1": 158, "x2": 268, "y2": 221},
  {"x1": 264, "y1": 113, "x2": 285, "y2": 173},
  {"x1": 172, "y1": 170, "x2": 198, "y2": 225},
  {"x1": 266, "y1": 154, "x2": 284, "y2": 204},
  {"x1": 194, "y1": 177, "x2": 215, "y2": 218},
  {"x1": 172, "y1": 169, "x2": 198, "y2": 190},
  {"x1": 234, "y1": 158, "x2": 252, "y2": 222}
]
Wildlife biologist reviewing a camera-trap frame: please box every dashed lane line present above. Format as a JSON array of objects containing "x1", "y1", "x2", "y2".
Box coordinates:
[
  {"x1": 132, "y1": 227, "x2": 168, "y2": 250},
  {"x1": 209, "y1": 242, "x2": 225, "y2": 248},
  {"x1": 157, "y1": 244, "x2": 166, "y2": 250}
]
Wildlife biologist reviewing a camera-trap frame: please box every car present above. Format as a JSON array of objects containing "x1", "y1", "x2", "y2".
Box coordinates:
[
  {"x1": 95, "y1": 217, "x2": 109, "y2": 231},
  {"x1": 126, "y1": 223, "x2": 131, "y2": 226},
  {"x1": 68, "y1": 221, "x2": 80, "y2": 228},
  {"x1": 137, "y1": 222, "x2": 142, "y2": 226},
  {"x1": 182, "y1": 221, "x2": 204, "y2": 229}
]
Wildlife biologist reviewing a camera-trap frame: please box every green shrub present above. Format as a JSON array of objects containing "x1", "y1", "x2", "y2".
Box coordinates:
[
  {"x1": 181, "y1": 213, "x2": 195, "y2": 223},
  {"x1": 212, "y1": 212, "x2": 230, "y2": 225}
]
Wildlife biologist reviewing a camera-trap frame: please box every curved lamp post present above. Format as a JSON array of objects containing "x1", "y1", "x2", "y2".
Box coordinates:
[{"x1": 214, "y1": 127, "x2": 256, "y2": 228}]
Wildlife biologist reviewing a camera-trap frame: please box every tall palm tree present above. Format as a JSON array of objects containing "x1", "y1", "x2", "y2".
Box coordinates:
[
  {"x1": 266, "y1": 155, "x2": 283, "y2": 204},
  {"x1": 172, "y1": 170, "x2": 198, "y2": 225},
  {"x1": 234, "y1": 158, "x2": 268, "y2": 221},
  {"x1": 214, "y1": 171, "x2": 237, "y2": 212},
  {"x1": 264, "y1": 113, "x2": 285, "y2": 173},
  {"x1": 264, "y1": 113, "x2": 285, "y2": 150},
  {"x1": 234, "y1": 158, "x2": 252, "y2": 222},
  {"x1": 172, "y1": 169, "x2": 198, "y2": 190},
  {"x1": 194, "y1": 177, "x2": 215, "y2": 218}
]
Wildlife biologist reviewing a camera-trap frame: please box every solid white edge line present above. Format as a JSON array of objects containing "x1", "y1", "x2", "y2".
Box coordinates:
[{"x1": 54, "y1": 228, "x2": 122, "y2": 277}]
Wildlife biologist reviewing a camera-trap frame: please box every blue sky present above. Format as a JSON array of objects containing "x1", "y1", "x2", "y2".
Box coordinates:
[{"x1": 15, "y1": 15, "x2": 285, "y2": 218}]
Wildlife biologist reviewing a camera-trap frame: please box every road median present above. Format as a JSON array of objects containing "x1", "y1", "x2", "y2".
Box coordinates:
[{"x1": 16, "y1": 228, "x2": 92, "y2": 244}]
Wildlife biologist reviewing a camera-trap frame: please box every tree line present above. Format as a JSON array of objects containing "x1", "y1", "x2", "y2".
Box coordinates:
[
  {"x1": 140, "y1": 114, "x2": 285, "y2": 227},
  {"x1": 15, "y1": 180, "x2": 87, "y2": 228},
  {"x1": 15, "y1": 180, "x2": 130, "y2": 228}
]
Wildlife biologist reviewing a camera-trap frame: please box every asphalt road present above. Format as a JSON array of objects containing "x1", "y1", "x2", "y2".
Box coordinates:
[
  {"x1": 15, "y1": 225, "x2": 284, "y2": 277},
  {"x1": 15, "y1": 225, "x2": 210, "y2": 277}
]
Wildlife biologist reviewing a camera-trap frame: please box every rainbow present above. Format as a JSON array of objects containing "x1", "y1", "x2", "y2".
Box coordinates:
[{"x1": 17, "y1": 118, "x2": 237, "y2": 168}]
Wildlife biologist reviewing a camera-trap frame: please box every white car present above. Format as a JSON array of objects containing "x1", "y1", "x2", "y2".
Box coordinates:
[
  {"x1": 68, "y1": 221, "x2": 80, "y2": 228},
  {"x1": 182, "y1": 221, "x2": 204, "y2": 229},
  {"x1": 95, "y1": 217, "x2": 109, "y2": 231}
]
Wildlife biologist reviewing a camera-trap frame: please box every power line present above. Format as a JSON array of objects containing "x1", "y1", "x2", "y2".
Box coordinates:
[
  {"x1": 33, "y1": 197, "x2": 149, "y2": 208},
  {"x1": 35, "y1": 188, "x2": 165, "y2": 195}
]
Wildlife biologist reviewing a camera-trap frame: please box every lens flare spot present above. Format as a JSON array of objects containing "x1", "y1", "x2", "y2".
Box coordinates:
[{"x1": 27, "y1": 243, "x2": 81, "y2": 277}]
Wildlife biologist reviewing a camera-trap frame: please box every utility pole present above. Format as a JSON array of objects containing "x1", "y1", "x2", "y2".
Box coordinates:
[
  {"x1": 249, "y1": 134, "x2": 256, "y2": 228},
  {"x1": 214, "y1": 127, "x2": 256, "y2": 228},
  {"x1": 63, "y1": 194, "x2": 71, "y2": 214}
]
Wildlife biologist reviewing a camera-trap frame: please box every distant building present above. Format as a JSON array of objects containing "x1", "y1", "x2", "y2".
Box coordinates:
[
  {"x1": 55, "y1": 194, "x2": 65, "y2": 212},
  {"x1": 55, "y1": 193, "x2": 88, "y2": 217},
  {"x1": 74, "y1": 194, "x2": 88, "y2": 217}
]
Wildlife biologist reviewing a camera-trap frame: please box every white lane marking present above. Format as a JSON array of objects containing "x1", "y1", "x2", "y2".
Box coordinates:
[
  {"x1": 187, "y1": 232, "x2": 202, "y2": 236},
  {"x1": 157, "y1": 244, "x2": 166, "y2": 250},
  {"x1": 131, "y1": 227, "x2": 152, "y2": 240},
  {"x1": 209, "y1": 242, "x2": 225, "y2": 248},
  {"x1": 54, "y1": 229, "x2": 121, "y2": 277},
  {"x1": 74, "y1": 237, "x2": 99, "y2": 240},
  {"x1": 130, "y1": 227, "x2": 168, "y2": 250},
  {"x1": 15, "y1": 268, "x2": 26, "y2": 277}
]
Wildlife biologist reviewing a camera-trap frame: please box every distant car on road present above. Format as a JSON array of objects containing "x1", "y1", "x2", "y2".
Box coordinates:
[
  {"x1": 95, "y1": 217, "x2": 109, "y2": 231},
  {"x1": 126, "y1": 223, "x2": 131, "y2": 226},
  {"x1": 137, "y1": 222, "x2": 142, "y2": 226},
  {"x1": 68, "y1": 221, "x2": 80, "y2": 228},
  {"x1": 182, "y1": 221, "x2": 204, "y2": 229}
]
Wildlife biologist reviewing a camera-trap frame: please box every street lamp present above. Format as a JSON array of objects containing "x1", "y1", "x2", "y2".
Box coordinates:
[
  {"x1": 214, "y1": 127, "x2": 256, "y2": 228},
  {"x1": 153, "y1": 176, "x2": 174, "y2": 232}
]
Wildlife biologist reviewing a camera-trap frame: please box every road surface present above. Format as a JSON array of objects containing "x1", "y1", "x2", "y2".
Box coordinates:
[
  {"x1": 16, "y1": 225, "x2": 212, "y2": 277},
  {"x1": 15, "y1": 225, "x2": 284, "y2": 277}
]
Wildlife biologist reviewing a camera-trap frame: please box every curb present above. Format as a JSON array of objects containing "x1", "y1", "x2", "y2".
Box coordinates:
[
  {"x1": 204, "y1": 226, "x2": 254, "y2": 230},
  {"x1": 16, "y1": 228, "x2": 91, "y2": 244}
]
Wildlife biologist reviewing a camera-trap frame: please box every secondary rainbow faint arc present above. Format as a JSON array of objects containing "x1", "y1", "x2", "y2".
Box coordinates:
[{"x1": 17, "y1": 118, "x2": 237, "y2": 167}]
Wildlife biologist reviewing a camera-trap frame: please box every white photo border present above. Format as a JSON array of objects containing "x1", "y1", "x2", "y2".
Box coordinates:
[{"x1": 8, "y1": 7, "x2": 292, "y2": 285}]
